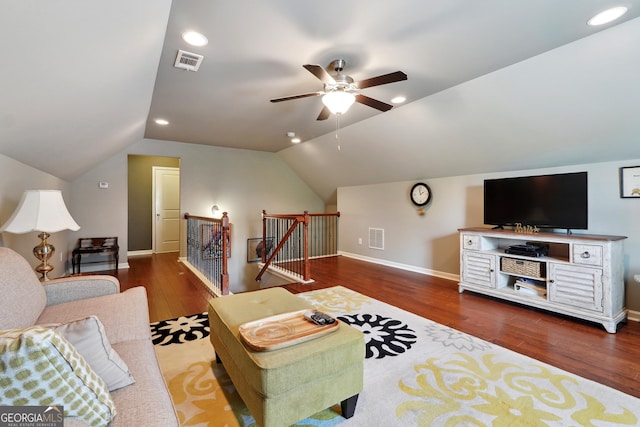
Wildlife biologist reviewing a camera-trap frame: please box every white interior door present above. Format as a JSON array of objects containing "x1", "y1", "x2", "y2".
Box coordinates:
[{"x1": 153, "y1": 167, "x2": 180, "y2": 253}]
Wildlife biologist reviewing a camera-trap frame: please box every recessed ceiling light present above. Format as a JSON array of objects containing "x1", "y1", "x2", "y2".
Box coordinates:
[
  {"x1": 155, "y1": 118, "x2": 169, "y2": 125},
  {"x1": 182, "y1": 31, "x2": 208, "y2": 46},
  {"x1": 291, "y1": 137, "x2": 301, "y2": 144},
  {"x1": 391, "y1": 96, "x2": 406, "y2": 104},
  {"x1": 588, "y1": 6, "x2": 628, "y2": 26}
]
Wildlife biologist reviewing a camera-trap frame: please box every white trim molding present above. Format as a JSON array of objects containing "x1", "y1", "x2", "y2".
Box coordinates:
[
  {"x1": 67, "y1": 261, "x2": 129, "y2": 275},
  {"x1": 338, "y1": 251, "x2": 460, "y2": 282},
  {"x1": 627, "y1": 309, "x2": 640, "y2": 323},
  {"x1": 128, "y1": 250, "x2": 153, "y2": 257}
]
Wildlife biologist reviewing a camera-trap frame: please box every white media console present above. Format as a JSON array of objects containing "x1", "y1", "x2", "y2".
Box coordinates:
[{"x1": 458, "y1": 227, "x2": 627, "y2": 333}]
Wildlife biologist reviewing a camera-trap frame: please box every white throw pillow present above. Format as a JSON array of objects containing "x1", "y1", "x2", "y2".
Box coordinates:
[
  {"x1": 0, "y1": 326, "x2": 116, "y2": 427},
  {"x1": 51, "y1": 316, "x2": 135, "y2": 391}
]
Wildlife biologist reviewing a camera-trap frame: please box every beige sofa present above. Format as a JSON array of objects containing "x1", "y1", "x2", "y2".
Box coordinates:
[{"x1": 0, "y1": 247, "x2": 178, "y2": 427}]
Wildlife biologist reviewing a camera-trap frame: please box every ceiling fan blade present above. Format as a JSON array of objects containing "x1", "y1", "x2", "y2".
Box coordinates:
[
  {"x1": 270, "y1": 92, "x2": 323, "y2": 103},
  {"x1": 303, "y1": 64, "x2": 336, "y2": 84},
  {"x1": 355, "y1": 94, "x2": 393, "y2": 112},
  {"x1": 316, "y1": 106, "x2": 331, "y2": 121},
  {"x1": 355, "y1": 71, "x2": 407, "y2": 89}
]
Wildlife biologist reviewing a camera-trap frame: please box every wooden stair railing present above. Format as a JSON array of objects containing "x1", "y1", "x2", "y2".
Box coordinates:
[
  {"x1": 256, "y1": 210, "x2": 339, "y2": 283},
  {"x1": 183, "y1": 212, "x2": 230, "y2": 295}
]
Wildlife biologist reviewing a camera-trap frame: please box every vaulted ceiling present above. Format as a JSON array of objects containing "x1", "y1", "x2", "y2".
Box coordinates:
[{"x1": 2, "y1": 1, "x2": 640, "y2": 203}]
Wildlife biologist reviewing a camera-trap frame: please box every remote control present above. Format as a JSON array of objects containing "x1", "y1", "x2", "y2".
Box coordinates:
[{"x1": 304, "y1": 310, "x2": 335, "y2": 326}]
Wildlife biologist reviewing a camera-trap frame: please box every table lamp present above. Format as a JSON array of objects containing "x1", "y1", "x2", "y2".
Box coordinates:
[{"x1": 0, "y1": 190, "x2": 80, "y2": 281}]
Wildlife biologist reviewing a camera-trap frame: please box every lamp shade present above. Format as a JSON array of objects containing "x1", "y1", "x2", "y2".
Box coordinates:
[
  {"x1": 322, "y1": 91, "x2": 356, "y2": 115},
  {"x1": 0, "y1": 190, "x2": 80, "y2": 234}
]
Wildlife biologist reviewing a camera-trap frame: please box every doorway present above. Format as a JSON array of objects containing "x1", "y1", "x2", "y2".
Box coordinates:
[
  {"x1": 127, "y1": 155, "x2": 180, "y2": 255},
  {"x1": 152, "y1": 166, "x2": 180, "y2": 253}
]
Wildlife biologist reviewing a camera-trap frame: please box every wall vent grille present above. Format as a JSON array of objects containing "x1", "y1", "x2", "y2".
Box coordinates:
[
  {"x1": 174, "y1": 50, "x2": 204, "y2": 71},
  {"x1": 369, "y1": 228, "x2": 384, "y2": 250}
]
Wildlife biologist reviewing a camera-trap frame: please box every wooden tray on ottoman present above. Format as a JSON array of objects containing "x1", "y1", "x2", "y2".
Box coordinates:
[{"x1": 239, "y1": 310, "x2": 339, "y2": 351}]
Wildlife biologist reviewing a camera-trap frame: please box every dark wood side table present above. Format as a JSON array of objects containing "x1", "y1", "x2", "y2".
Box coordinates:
[{"x1": 72, "y1": 237, "x2": 119, "y2": 274}]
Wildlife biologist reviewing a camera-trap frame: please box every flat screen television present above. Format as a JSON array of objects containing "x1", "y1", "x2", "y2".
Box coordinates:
[{"x1": 484, "y1": 171, "x2": 588, "y2": 231}]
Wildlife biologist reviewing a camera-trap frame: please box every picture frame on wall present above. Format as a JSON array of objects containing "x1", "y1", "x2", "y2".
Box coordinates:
[
  {"x1": 620, "y1": 166, "x2": 640, "y2": 198},
  {"x1": 247, "y1": 237, "x2": 274, "y2": 262}
]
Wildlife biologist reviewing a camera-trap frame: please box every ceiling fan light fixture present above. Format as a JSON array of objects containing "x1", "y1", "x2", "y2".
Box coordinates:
[
  {"x1": 587, "y1": 6, "x2": 628, "y2": 26},
  {"x1": 322, "y1": 91, "x2": 356, "y2": 115}
]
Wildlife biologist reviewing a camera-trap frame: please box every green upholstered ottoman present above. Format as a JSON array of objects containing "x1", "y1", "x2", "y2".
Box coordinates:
[{"x1": 208, "y1": 287, "x2": 364, "y2": 427}]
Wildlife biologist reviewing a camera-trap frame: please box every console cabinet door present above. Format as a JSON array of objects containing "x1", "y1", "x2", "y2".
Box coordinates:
[
  {"x1": 548, "y1": 263, "x2": 603, "y2": 312},
  {"x1": 462, "y1": 252, "x2": 496, "y2": 288}
]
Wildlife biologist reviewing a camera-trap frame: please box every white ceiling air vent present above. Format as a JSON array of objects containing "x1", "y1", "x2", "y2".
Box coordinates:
[{"x1": 174, "y1": 49, "x2": 204, "y2": 72}]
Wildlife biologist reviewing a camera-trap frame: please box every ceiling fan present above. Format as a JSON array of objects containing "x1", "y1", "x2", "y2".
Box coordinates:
[{"x1": 270, "y1": 59, "x2": 407, "y2": 120}]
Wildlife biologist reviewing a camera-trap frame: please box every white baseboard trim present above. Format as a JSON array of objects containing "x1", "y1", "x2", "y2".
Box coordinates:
[
  {"x1": 338, "y1": 251, "x2": 460, "y2": 282},
  {"x1": 258, "y1": 263, "x2": 315, "y2": 285},
  {"x1": 128, "y1": 250, "x2": 153, "y2": 257},
  {"x1": 627, "y1": 310, "x2": 640, "y2": 322},
  {"x1": 67, "y1": 261, "x2": 129, "y2": 274},
  {"x1": 180, "y1": 258, "x2": 230, "y2": 296}
]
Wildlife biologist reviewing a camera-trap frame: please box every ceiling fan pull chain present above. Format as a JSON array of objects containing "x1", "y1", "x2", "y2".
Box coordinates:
[{"x1": 335, "y1": 113, "x2": 341, "y2": 150}]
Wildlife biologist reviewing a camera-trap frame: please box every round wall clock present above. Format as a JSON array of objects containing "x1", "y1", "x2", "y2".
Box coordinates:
[{"x1": 410, "y1": 182, "x2": 432, "y2": 207}]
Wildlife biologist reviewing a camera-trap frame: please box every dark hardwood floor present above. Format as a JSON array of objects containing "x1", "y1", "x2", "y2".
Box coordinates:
[
  {"x1": 113, "y1": 252, "x2": 640, "y2": 398},
  {"x1": 115, "y1": 252, "x2": 213, "y2": 322}
]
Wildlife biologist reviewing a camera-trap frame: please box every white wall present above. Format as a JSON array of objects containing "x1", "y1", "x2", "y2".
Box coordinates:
[
  {"x1": 70, "y1": 139, "x2": 324, "y2": 293},
  {"x1": 69, "y1": 151, "x2": 129, "y2": 270},
  {"x1": 0, "y1": 153, "x2": 73, "y2": 277},
  {"x1": 338, "y1": 158, "x2": 640, "y2": 311}
]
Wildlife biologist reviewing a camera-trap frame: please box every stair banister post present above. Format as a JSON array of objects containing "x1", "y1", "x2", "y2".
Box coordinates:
[
  {"x1": 221, "y1": 212, "x2": 230, "y2": 295},
  {"x1": 262, "y1": 210, "x2": 268, "y2": 263},
  {"x1": 303, "y1": 211, "x2": 311, "y2": 281}
]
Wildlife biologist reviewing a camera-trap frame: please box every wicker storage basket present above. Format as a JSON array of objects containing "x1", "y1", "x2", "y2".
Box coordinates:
[{"x1": 501, "y1": 257, "x2": 545, "y2": 278}]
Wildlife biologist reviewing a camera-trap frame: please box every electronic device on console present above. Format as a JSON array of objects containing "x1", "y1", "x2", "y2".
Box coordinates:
[{"x1": 505, "y1": 242, "x2": 549, "y2": 257}]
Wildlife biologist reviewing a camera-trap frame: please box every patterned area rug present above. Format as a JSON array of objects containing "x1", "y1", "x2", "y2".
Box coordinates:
[{"x1": 151, "y1": 286, "x2": 640, "y2": 426}]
